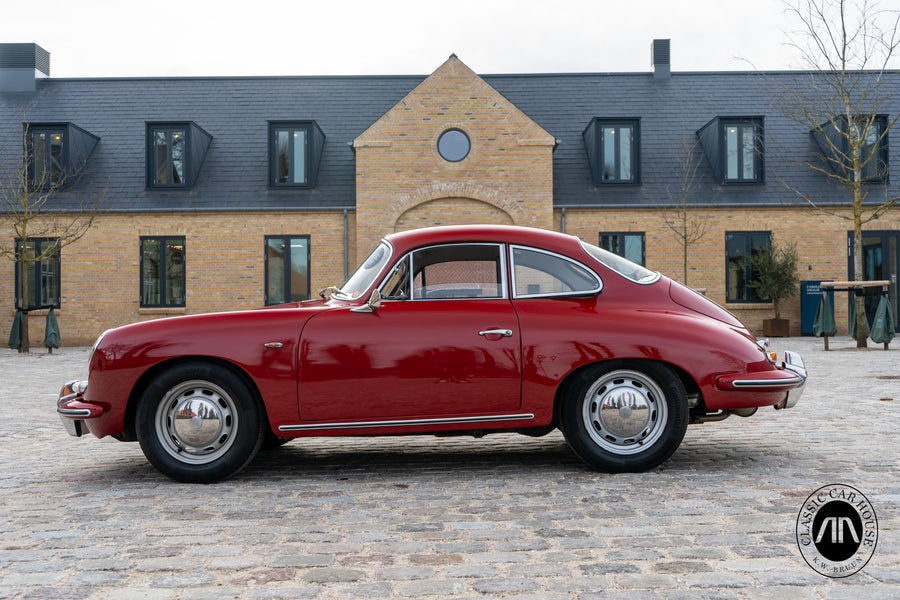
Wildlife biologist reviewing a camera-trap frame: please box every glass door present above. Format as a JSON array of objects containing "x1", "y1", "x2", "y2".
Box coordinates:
[{"x1": 848, "y1": 231, "x2": 899, "y2": 333}]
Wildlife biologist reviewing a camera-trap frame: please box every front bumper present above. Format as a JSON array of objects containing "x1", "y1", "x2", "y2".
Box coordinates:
[
  {"x1": 57, "y1": 380, "x2": 104, "y2": 437},
  {"x1": 716, "y1": 350, "x2": 807, "y2": 409}
]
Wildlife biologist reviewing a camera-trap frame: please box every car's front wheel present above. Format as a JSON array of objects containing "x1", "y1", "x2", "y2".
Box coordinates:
[
  {"x1": 560, "y1": 361, "x2": 688, "y2": 472},
  {"x1": 137, "y1": 362, "x2": 264, "y2": 483}
]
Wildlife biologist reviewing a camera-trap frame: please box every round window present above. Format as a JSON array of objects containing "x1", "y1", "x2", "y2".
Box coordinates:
[{"x1": 437, "y1": 129, "x2": 470, "y2": 162}]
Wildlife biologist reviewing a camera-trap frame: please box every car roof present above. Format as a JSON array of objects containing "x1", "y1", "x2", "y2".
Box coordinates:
[{"x1": 384, "y1": 225, "x2": 583, "y2": 255}]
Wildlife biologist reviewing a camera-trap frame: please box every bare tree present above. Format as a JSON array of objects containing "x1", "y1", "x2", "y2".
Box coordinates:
[
  {"x1": 659, "y1": 134, "x2": 712, "y2": 287},
  {"x1": 0, "y1": 119, "x2": 103, "y2": 352},
  {"x1": 771, "y1": 0, "x2": 900, "y2": 346}
]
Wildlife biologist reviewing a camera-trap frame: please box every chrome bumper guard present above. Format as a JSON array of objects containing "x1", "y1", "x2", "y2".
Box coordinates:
[
  {"x1": 57, "y1": 380, "x2": 95, "y2": 437},
  {"x1": 775, "y1": 350, "x2": 806, "y2": 410}
]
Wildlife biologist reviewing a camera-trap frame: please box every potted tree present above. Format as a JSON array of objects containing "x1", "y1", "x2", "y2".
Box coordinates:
[{"x1": 749, "y1": 240, "x2": 800, "y2": 337}]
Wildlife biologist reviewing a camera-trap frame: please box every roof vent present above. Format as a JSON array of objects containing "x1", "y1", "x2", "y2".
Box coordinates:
[
  {"x1": 651, "y1": 39, "x2": 670, "y2": 81},
  {"x1": 0, "y1": 43, "x2": 50, "y2": 93}
]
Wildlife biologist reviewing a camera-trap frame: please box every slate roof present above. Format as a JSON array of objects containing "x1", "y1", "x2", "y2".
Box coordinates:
[{"x1": 2, "y1": 69, "x2": 899, "y2": 212}]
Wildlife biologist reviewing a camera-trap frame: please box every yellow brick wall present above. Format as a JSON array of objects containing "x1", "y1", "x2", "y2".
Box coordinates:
[
  {"x1": 354, "y1": 55, "x2": 555, "y2": 255},
  {"x1": 558, "y1": 206, "x2": 900, "y2": 336},
  {"x1": 1, "y1": 211, "x2": 351, "y2": 346}
]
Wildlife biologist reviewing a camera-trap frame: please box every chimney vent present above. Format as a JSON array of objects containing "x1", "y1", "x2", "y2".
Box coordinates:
[
  {"x1": 651, "y1": 39, "x2": 671, "y2": 81},
  {"x1": 0, "y1": 43, "x2": 50, "y2": 93}
]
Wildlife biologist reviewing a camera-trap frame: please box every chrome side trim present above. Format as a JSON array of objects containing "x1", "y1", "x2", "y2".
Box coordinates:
[
  {"x1": 731, "y1": 377, "x2": 805, "y2": 389},
  {"x1": 57, "y1": 407, "x2": 93, "y2": 418},
  {"x1": 279, "y1": 413, "x2": 535, "y2": 432}
]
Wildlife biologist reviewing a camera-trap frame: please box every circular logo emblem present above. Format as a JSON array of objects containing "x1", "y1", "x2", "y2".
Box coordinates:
[{"x1": 796, "y1": 484, "x2": 878, "y2": 577}]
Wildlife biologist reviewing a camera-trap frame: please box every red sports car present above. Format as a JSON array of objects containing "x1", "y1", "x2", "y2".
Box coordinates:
[{"x1": 58, "y1": 225, "x2": 806, "y2": 483}]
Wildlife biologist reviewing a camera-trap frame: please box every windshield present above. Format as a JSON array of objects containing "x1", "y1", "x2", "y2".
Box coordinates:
[
  {"x1": 336, "y1": 241, "x2": 393, "y2": 299},
  {"x1": 580, "y1": 240, "x2": 660, "y2": 284}
]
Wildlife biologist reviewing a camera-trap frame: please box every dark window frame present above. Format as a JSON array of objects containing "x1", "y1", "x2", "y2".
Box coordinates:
[
  {"x1": 819, "y1": 114, "x2": 890, "y2": 183},
  {"x1": 721, "y1": 117, "x2": 764, "y2": 184},
  {"x1": 584, "y1": 118, "x2": 641, "y2": 185},
  {"x1": 598, "y1": 232, "x2": 646, "y2": 266},
  {"x1": 140, "y1": 236, "x2": 186, "y2": 308},
  {"x1": 14, "y1": 237, "x2": 61, "y2": 310},
  {"x1": 146, "y1": 123, "x2": 189, "y2": 189},
  {"x1": 725, "y1": 231, "x2": 771, "y2": 303},
  {"x1": 25, "y1": 125, "x2": 67, "y2": 189},
  {"x1": 264, "y1": 235, "x2": 312, "y2": 305},
  {"x1": 268, "y1": 122, "x2": 313, "y2": 189}
]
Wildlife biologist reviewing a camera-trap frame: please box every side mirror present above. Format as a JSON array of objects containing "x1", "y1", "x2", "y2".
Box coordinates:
[{"x1": 350, "y1": 289, "x2": 382, "y2": 313}]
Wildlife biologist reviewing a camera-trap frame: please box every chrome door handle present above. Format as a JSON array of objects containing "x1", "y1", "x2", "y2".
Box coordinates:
[{"x1": 478, "y1": 329, "x2": 513, "y2": 337}]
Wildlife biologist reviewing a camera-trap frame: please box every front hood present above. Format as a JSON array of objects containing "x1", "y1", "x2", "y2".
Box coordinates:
[
  {"x1": 96, "y1": 301, "x2": 340, "y2": 366},
  {"x1": 668, "y1": 280, "x2": 745, "y2": 329}
]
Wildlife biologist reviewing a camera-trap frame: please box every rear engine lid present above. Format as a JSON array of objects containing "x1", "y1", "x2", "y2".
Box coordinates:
[{"x1": 669, "y1": 280, "x2": 744, "y2": 328}]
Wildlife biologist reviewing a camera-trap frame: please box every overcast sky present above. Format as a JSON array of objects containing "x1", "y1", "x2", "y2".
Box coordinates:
[{"x1": 2, "y1": 0, "x2": 803, "y2": 78}]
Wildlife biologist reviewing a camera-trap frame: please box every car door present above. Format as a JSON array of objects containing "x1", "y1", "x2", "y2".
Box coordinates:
[{"x1": 298, "y1": 243, "x2": 522, "y2": 422}]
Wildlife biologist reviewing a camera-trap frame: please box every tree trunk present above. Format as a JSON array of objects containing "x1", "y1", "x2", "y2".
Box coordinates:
[{"x1": 852, "y1": 193, "x2": 868, "y2": 348}]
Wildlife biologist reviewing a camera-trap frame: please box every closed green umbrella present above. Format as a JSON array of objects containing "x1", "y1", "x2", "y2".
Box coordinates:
[
  {"x1": 813, "y1": 295, "x2": 837, "y2": 337},
  {"x1": 869, "y1": 296, "x2": 895, "y2": 345},
  {"x1": 8, "y1": 310, "x2": 23, "y2": 350},
  {"x1": 44, "y1": 307, "x2": 61, "y2": 352}
]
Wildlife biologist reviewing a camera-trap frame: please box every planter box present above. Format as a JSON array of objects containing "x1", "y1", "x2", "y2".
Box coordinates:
[{"x1": 763, "y1": 318, "x2": 790, "y2": 337}]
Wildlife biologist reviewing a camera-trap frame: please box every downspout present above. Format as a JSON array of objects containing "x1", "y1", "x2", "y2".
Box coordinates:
[
  {"x1": 560, "y1": 207, "x2": 566, "y2": 234},
  {"x1": 343, "y1": 209, "x2": 349, "y2": 280}
]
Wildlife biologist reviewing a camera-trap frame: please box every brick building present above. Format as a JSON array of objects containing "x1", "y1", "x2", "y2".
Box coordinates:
[{"x1": 1, "y1": 41, "x2": 898, "y2": 345}]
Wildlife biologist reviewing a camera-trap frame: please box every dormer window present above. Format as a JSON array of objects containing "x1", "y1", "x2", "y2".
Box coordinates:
[
  {"x1": 268, "y1": 121, "x2": 326, "y2": 189},
  {"x1": 812, "y1": 115, "x2": 888, "y2": 182},
  {"x1": 583, "y1": 118, "x2": 640, "y2": 185},
  {"x1": 146, "y1": 122, "x2": 212, "y2": 190},
  {"x1": 25, "y1": 123, "x2": 99, "y2": 189},
  {"x1": 697, "y1": 117, "x2": 764, "y2": 184}
]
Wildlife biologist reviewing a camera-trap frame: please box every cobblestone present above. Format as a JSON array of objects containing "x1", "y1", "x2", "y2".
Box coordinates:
[{"x1": 1, "y1": 338, "x2": 898, "y2": 598}]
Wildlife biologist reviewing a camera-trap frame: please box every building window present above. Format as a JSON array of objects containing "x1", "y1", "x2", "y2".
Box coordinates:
[
  {"x1": 857, "y1": 117, "x2": 888, "y2": 181},
  {"x1": 725, "y1": 231, "x2": 770, "y2": 303},
  {"x1": 148, "y1": 126, "x2": 185, "y2": 187},
  {"x1": 25, "y1": 123, "x2": 100, "y2": 190},
  {"x1": 437, "y1": 129, "x2": 470, "y2": 162},
  {"x1": 599, "y1": 232, "x2": 645, "y2": 266},
  {"x1": 265, "y1": 236, "x2": 311, "y2": 304},
  {"x1": 14, "y1": 238, "x2": 60, "y2": 310},
  {"x1": 27, "y1": 127, "x2": 65, "y2": 187},
  {"x1": 723, "y1": 119, "x2": 763, "y2": 183},
  {"x1": 697, "y1": 117, "x2": 764, "y2": 184},
  {"x1": 270, "y1": 124, "x2": 309, "y2": 187},
  {"x1": 140, "y1": 237, "x2": 185, "y2": 307},
  {"x1": 146, "y1": 122, "x2": 212, "y2": 190},
  {"x1": 814, "y1": 115, "x2": 889, "y2": 182},
  {"x1": 583, "y1": 119, "x2": 640, "y2": 185}
]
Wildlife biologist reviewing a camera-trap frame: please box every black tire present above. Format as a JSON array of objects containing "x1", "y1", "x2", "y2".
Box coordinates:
[
  {"x1": 260, "y1": 428, "x2": 292, "y2": 450},
  {"x1": 559, "y1": 361, "x2": 688, "y2": 473},
  {"x1": 136, "y1": 362, "x2": 264, "y2": 483}
]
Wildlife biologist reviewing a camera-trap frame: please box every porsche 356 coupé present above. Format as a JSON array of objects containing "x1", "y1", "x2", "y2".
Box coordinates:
[{"x1": 58, "y1": 225, "x2": 806, "y2": 482}]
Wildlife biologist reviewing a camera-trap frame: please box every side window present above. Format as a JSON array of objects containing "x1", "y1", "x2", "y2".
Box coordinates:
[
  {"x1": 140, "y1": 236, "x2": 186, "y2": 307},
  {"x1": 403, "y1": 244, "x2": 503, "y2": 300},
  {"x1": 725, "y1": 231, "x2": 771, "y2": 302},
  {"x1": 512, "y1": 246, "x2": 602, "y2": 298}
]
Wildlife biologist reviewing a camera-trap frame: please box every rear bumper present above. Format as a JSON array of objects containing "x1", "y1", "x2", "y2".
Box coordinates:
[
  {"x1": 716, "y1": 350, "x2": 807, "y2": 409},
  {"x1": 57, "y1": 380, "x2": 104, "y2": 437}
]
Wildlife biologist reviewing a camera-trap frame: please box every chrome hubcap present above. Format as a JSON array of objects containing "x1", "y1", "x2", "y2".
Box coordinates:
[
  {"x1": 583, "y1": 370, "x2": 668, "y2": 455},
  {"x1": 156, "y1": 380, "x2": 237, "y2": 464}
]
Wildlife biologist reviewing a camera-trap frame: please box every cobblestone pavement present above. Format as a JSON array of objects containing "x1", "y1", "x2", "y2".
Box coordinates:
[{"x1": 0, "y1": 337, "x2": 898, "y2": 599}]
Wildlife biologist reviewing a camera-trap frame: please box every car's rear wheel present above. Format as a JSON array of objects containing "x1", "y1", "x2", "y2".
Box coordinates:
[
  {"x1": 137, "y1": 362, "x2": 264, "y2": 483},
  {"x1": 560, "y1": 361, "x2": 688, "y2": 472}
]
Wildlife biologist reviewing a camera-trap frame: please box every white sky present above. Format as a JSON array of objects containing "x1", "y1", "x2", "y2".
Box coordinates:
[{"x1": 2, "y1": 0, "x2": 802, "y2": 78}]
